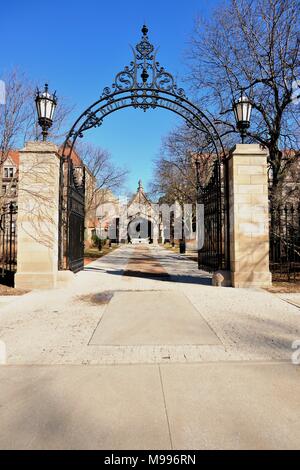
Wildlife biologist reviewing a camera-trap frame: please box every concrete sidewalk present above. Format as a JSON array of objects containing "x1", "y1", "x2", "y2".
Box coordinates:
[
  {"x1": 89, "y1": 290, "x2": 220, "y2": 346},
  {"x1": 0, "y1": 363, "x2": 299, "y2": 449}
]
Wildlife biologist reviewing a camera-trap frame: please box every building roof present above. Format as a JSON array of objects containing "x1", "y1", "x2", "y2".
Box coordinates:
[
  {"x1": 128, "y1": 179, "x2": 152, "y2": 207},
  {"x1": 6, "y1": 150, "x2": 19, "y2": 167},
  {"x1": 58, "y1": 142, "x2": 83, "y2": 166},
  {"x1": 0, "y1": 150, "x2": 20, "y2": 167}
]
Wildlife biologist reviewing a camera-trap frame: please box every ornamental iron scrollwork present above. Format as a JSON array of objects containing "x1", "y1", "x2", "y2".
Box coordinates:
[
  {"x1": 61, "y1": 25, "x2": 225, "y2": 160},
  {"x1": 100, "y1": 25, "x2": 186, "y2": 101},
  {"x1": 59, "y1": 25, "x2": 229, "y2": 273}
]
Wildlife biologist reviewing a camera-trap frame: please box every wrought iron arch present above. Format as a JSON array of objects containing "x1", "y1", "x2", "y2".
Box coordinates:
[
  {"x1": 61, "y1": 25, "x2": 225, "y2": 160},
  {"x1": 59, "y1": 25, "x2": 229, "y2": 272}
]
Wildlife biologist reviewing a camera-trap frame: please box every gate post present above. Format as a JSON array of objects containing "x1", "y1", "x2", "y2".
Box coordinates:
[
  {"x1": 228, "y1": 144, "x2": 272, "y2": 288},
  {"x1": 15, "y1": 141, "x2": 61, "y2": 289}
]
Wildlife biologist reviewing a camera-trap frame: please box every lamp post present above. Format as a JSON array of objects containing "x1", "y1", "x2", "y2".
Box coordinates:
[
  {"x1": 35, "y1": 83, "x2": 57, "y2": 141},
  {"x1": 97, "y1": 215, "x2": 105, "y2": 252},
  {"x1": 171, "y1": 212, "x2": 175, "y2": 247},
  {"x1": 233, "y1": 90, "x2": 252, "y2": 144},
  {"x1": 178, "y1": 183, "x2": 186, "y2": 254},
  {"x1": 194, "y1": 155, "x2": 202, "y2": 269}
]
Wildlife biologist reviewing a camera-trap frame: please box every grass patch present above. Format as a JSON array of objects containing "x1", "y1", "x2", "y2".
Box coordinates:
[
  {"x1": 84, "y1": 244, "x2": 118, "y2": 265},
  {"x1": 162, "y1": 242, "x2": 179, "y2": 253}
]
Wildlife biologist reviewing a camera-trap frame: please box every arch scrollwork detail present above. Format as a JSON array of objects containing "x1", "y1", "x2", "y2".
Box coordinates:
[
  {"x1": 114, "y1": 68, "x2": 135, "y2": 91},
  {"x1": 155, "y1": 70, "x2": 174, "y2": 92},
  {"x1": 62, "y1": 25, "x2": 225, "y2": 162}
]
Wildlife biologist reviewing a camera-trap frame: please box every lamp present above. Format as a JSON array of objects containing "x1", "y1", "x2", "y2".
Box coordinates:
[
  {"x1": 35, "y1": 83, "x2": 57, "y2": 141},
  {"x1": 233, "y1": 90, "x2": 252, "y2": 143}
]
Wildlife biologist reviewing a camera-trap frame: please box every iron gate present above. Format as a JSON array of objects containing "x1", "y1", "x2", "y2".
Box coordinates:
[
  {"x1": 198, "y1": 158, "x2": 230, "y2": 272},
  {"x1": 0, "y1": 201, "x2": 18, "y2": 285},
  {"x1": 59, "y1": 157, "x2": 85, "y2": 273}
]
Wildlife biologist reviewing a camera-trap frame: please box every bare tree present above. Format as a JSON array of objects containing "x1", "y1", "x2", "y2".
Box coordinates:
[
  {"x1": 0, "y1": 70, "x2": 32, "y2": 160},
  {"x1": 188, "y1": 0, "x2": 300, "y2": 204},
  {"x1": 151, "y1": 124, "x2": 215, "y2": 204},
  {"x1": 75, "y1": 142, "x2": 128, "y2": 220},
  {"x1": 0, "y1": 68, "x2": 73, "y2": 154},
  {"x1": 0, "y1": 69, "x2": 33, "y2": 207}
]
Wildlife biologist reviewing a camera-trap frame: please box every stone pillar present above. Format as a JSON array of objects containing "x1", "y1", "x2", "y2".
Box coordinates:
[
  {"x1": 228, "y1": 144, "x2": 272, "y2": 288},
  {"x1": 159, "y1": 223, "x2": 165, "y2": 244},
  {"x1": 15, "y1": 142, "x2": 60, "y2": 289},
  {"x1": 152, "y1": 221, "x2": 159, "y2": 245}
]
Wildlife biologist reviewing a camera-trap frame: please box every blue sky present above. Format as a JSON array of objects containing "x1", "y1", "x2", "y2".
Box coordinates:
[{"x1": 0, "y1": 0, "x2": 221, "y2": 194}]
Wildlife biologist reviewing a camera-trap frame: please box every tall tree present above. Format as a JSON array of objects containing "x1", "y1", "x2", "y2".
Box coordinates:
[
  {"x1": 151, "y1": 124, "x2": 214, "y2": 204},
  {"x1": 0, "y1": 70, "x2": 32, "y2": 164},
  {"x1": 188, "y1": 0, "x2": 300, "y2": 203}
]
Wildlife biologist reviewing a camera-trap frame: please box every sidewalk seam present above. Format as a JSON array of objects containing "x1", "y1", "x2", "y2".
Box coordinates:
[{"x1": 158, "y1": 365, "x2": 173, "y2": 450}]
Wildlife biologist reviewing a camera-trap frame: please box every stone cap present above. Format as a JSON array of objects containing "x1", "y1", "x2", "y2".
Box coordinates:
[
  {"x1": 229, "y1": 143, "x2": 269, "y2": 157},
  {"x1": 21, "y1": 141, "x2": 59, "y2": 153}
]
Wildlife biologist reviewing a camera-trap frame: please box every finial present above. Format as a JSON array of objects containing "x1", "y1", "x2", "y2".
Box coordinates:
[
  {"x1": 138, "y1": 179, "x2": 143, "y2": 191},
  {"x1": 141, "y1": 68, "x2": 149, "y2": 83},
  {"x1": 141, "y1": 24, "x2": 148, "y2": 36}
]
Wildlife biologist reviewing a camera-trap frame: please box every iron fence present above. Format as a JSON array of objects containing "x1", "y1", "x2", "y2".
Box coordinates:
[
  {"x1": 270, "y1": 203, "x2": 300, "y2": 282},
  {"x1": 0, "y1": 201, "x2": 17, "y2": 286}
]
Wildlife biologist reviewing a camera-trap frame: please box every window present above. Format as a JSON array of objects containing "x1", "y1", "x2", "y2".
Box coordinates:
[
  {"x1": 4, "y1": 167, "x2": 14, "y2": 178},
  {"x1": 2, "y1": 185, "x2": 6, "y2": 194}
]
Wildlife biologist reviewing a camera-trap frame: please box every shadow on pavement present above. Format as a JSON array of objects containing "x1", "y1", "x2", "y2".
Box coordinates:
[{"x1": 84, "y1": 265, "x2": 212, "y2": 285}]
